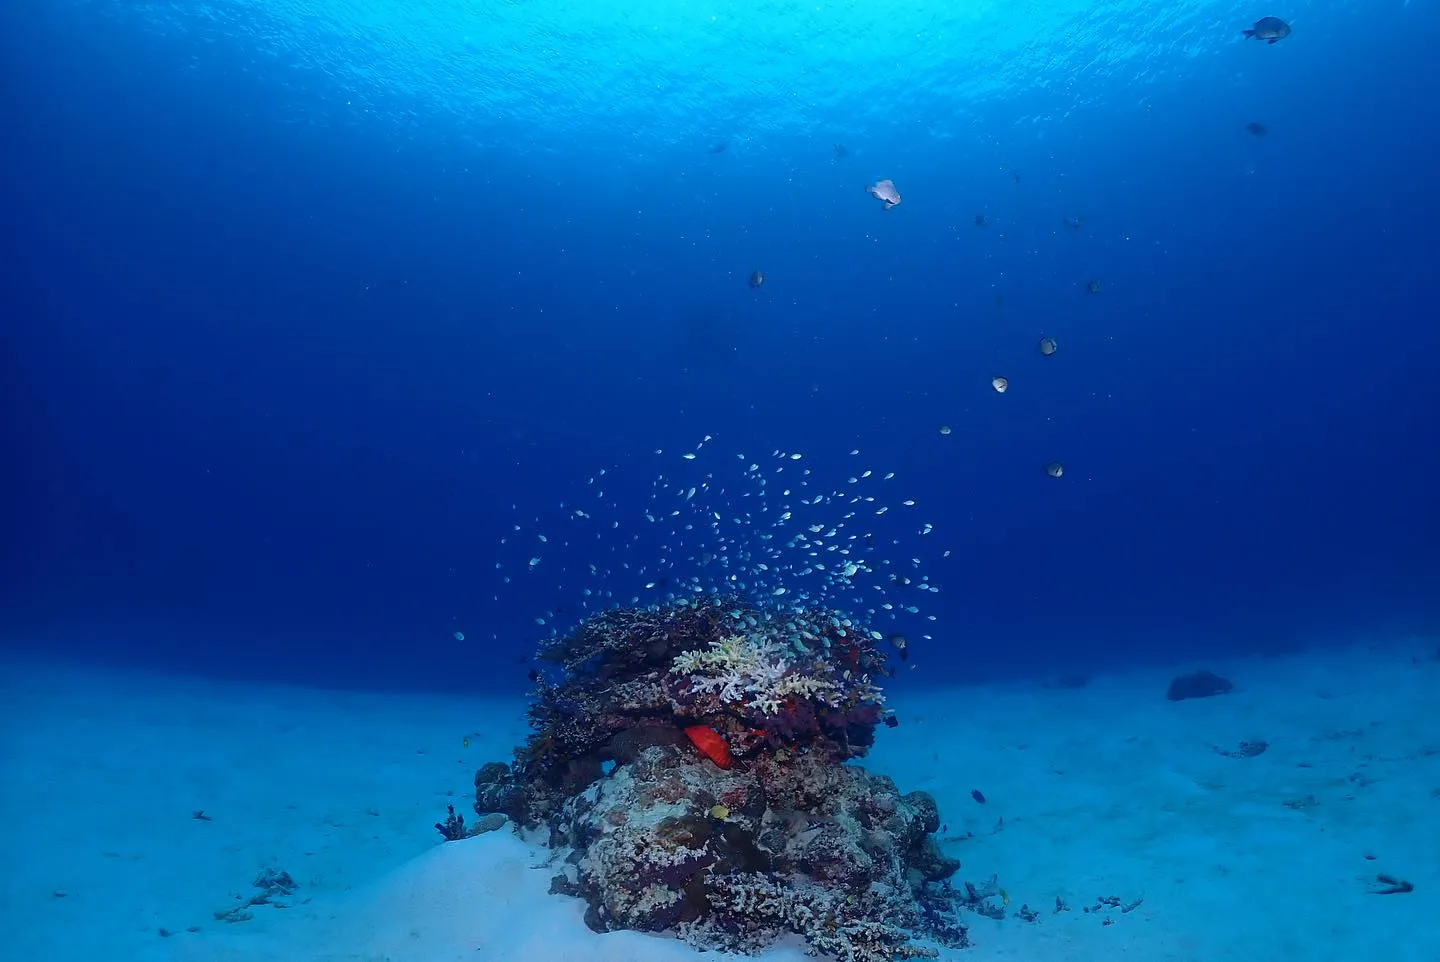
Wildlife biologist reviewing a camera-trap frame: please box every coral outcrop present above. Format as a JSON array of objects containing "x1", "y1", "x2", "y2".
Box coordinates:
[{"x1": 473, "y1": 596, "x2": 979, "y2": 961}]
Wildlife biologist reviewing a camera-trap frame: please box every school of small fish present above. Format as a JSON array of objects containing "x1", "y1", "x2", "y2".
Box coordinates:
[{"x1": 485, "y1": 440, "x2": 944, "y2": 652}]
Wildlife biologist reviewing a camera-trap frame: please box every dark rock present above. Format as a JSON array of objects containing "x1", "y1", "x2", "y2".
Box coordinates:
[
  {"x1": 912, "y1": 836, "x2": 962, "y2": 883},
  {"x1": 474, "y1": 762, "x2": 532, "y2": 825},
  {"x1": 469, "y1": 812, "x2": 508, "y2": 836},
  {"x1": 1166, "y1": 669, "x2": 1233, "y2": 701},
  {"x1": 903, "y1": 790, "x2": 941, "y2": 836},
  {"x1": 603, "y1": 724, "x2": 691, "y2": 765},
  {"x1": 548, "y1": 873, "x2": 581, "y2": 897},
  {"x1": 1213, "y1": 740, "x2": 1267, "y2": 759}
]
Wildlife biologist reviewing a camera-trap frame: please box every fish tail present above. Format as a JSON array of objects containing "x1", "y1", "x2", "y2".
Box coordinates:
[{"x1": 1242, "y1": 29, "x2": 1254, "y2": 37}]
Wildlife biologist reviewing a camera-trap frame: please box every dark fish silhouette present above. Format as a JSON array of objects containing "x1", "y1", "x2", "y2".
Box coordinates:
[
  {"x1": 748, "y1": 270, "x2": 765, "y2": 289},
  {"x1": 833, "y1": 143, "x2": 849, "y2": 158},
  {"x1": 1245, "y1": 121, "x2": 1268, "y2": 137},
  {"x1": 1037, "y1": 336, "x2": 1058, "y2": 356},
  {"x1": 1243, "y1": 17, "x2": 1291, "y2": 44}
]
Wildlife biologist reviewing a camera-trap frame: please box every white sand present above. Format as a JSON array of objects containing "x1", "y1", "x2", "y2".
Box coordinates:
[{"x1": 2, "y1": 639, "x2": 1437, "y2": 962}]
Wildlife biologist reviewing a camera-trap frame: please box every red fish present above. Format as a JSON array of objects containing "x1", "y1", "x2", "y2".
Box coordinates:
[
  {"x1": 867, "y1": 179, "x2": 901, "y2": 210},
  {"x1": 683, "y1": 724, "x2": 733, "y2": 769}
]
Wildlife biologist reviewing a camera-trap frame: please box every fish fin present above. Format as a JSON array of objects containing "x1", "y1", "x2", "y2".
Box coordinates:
[
  {"x1": 1267, "y1": 37, "x2": 1279, "y2": 43},
  {"x1": 1242, "y1": 29, "x2": 1254, "y2": 37}
]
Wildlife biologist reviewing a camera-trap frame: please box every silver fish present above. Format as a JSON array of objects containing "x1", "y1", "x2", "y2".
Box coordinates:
[{"x1": 867, "y1": 179, "x2": 901, "y2": 210}]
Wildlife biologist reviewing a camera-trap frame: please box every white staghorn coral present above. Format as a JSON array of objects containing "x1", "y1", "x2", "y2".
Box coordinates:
[
  {"x1": 670, "y1": 634, "x2": 764, "y2": 676},
  {"x1": 670, "y1": 634, "x2": 844, "y2": 715}
]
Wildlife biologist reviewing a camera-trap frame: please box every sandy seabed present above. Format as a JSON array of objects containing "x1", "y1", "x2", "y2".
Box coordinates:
[{"x1": 2, "y1": 638, "x2": 1437, "y2": 962}]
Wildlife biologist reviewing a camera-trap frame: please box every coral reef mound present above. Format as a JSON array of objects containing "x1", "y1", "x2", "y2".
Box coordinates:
[{"x1": 474, "y1": 596, "x2": 976, "y2": 961}]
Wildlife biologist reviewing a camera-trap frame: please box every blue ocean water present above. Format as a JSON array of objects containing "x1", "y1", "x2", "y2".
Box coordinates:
[{"x1": 3, "y1": 0, "x2": 1438, "y2": 693}]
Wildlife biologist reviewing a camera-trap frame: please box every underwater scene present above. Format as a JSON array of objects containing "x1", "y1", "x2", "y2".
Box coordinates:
[{"x1": 3, "y1": 0, "x2": 1440, "y2": 960}]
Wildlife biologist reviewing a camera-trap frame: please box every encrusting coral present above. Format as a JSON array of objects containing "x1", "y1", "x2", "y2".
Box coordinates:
[{"x1": 472, "y1": 595, "x2": 984, "y2": 961}]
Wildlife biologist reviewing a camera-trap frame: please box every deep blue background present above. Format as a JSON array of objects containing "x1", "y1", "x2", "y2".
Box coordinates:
[{"x1": 4, "y1": 3, "x2": 1438, "y2": 692}]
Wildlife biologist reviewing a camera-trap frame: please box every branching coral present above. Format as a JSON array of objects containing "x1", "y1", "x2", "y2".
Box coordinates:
[
  {"x1": 670, "y1": 632, "x2": 848, "y2": 715},
  {"x1": 666, "y1": 620, "x2": 886, "y2": 740}
]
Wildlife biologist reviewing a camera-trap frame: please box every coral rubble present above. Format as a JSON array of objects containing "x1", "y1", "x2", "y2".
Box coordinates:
[{"x1": 473, "y1": 596, "x2": 978, "y2": 961}]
